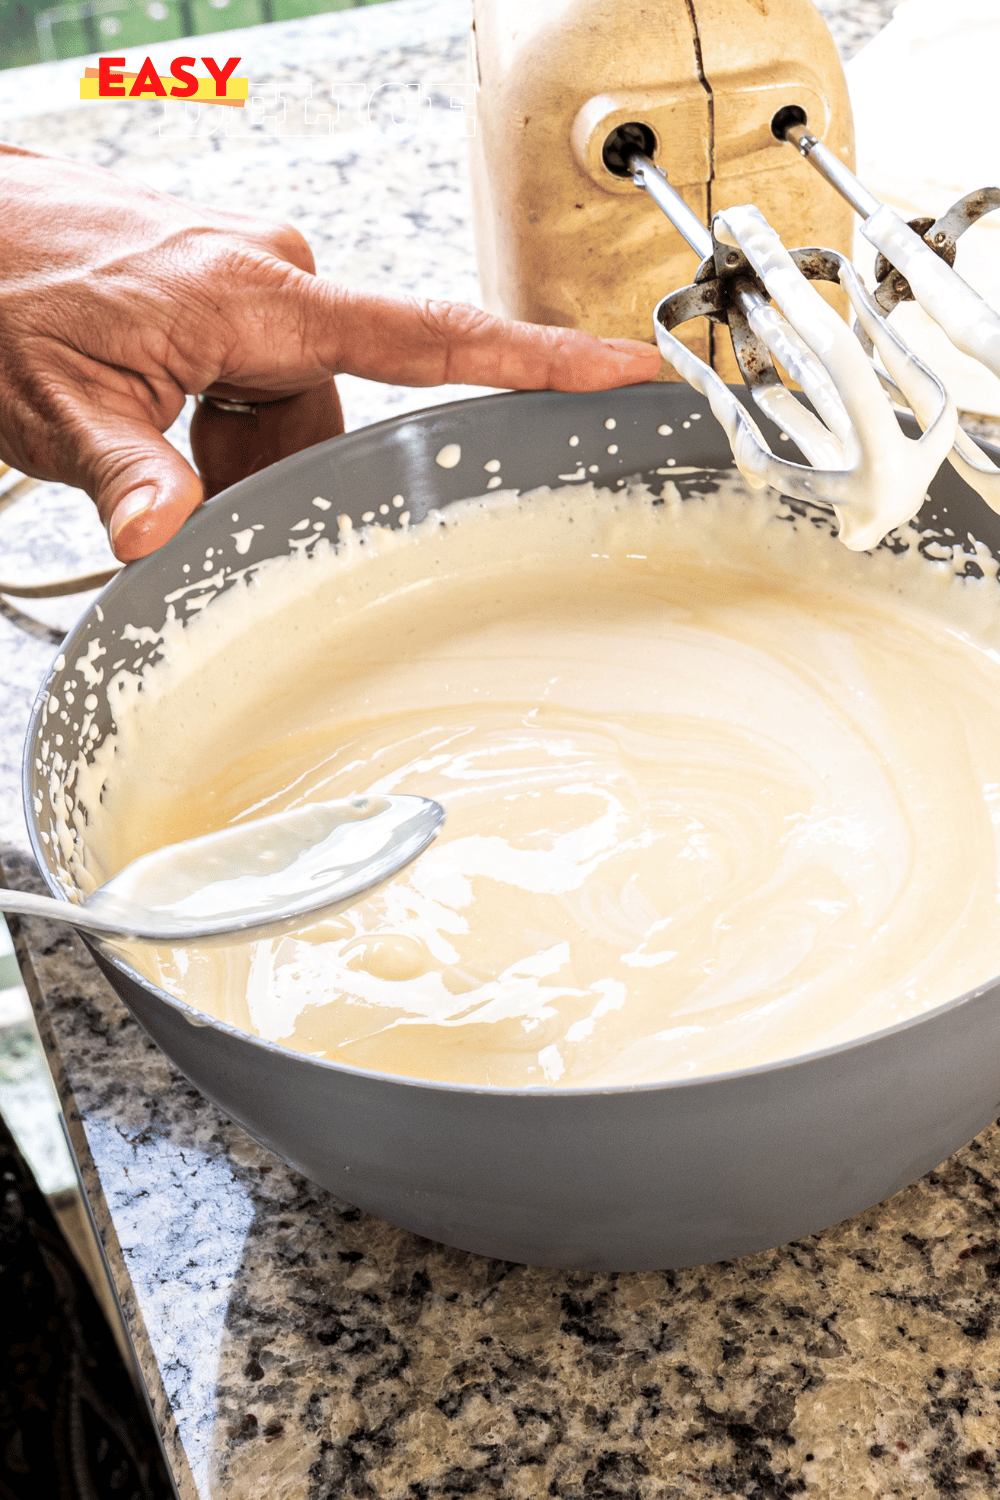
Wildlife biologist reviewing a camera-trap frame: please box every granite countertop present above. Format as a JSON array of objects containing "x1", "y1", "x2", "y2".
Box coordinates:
[{"x1": 6, "y1": 2, "x2": 1000, "y2": 1496}]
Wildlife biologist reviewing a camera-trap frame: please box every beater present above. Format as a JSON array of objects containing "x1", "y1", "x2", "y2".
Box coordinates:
[
  {"x1": 775, "y1": 114, "x2": 1000, "y2": 510},
  {"x1": 624, "y1": 111, "x2": 1000, "y2": 545},
  {"x1": 627, "y1": 144, "x2": 956, "y2": 552}
]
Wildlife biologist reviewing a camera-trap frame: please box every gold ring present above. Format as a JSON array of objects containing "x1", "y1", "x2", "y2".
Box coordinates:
[{"x1": 197, "y1": 393, "x2": 259, "y2": 415}]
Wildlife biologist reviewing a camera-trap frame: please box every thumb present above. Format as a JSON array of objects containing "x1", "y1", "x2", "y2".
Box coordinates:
[{"x1": 77, "y1": 414, "x2": 205, "y2": 562}]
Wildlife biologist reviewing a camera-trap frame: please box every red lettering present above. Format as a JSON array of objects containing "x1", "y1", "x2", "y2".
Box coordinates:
[
  {"x1": 128, "y1": 57, "x2": 166, "y2": 98},
  {"x1": 201, "y1": 55, "x2": 240, "y2": 98},
  {"x1": 98, "y1": 56, "x2": 126, "y2": 98},
  {"x1": 169, "y1": 56, "x2": 198, "y2": 99}
]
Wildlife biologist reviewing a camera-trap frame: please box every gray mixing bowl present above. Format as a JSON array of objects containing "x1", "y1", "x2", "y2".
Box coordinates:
[{"x1": 23, "y1": 384, "x2": 1000, "y2": 1271}]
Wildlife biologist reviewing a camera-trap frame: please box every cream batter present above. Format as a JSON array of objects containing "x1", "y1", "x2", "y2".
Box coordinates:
[{"x1": 67, "y1": 476, "x2": 1000, "y2": 1087}]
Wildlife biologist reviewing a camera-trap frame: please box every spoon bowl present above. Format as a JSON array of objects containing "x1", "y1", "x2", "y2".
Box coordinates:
[{"x1": 2, "y1": 795, "x2": 444, "y2": 942}]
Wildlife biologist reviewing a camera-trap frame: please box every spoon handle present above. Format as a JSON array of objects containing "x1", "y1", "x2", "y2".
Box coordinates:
[{"x1": 1, "y1": 887, "x2": 98, "y2": 932}]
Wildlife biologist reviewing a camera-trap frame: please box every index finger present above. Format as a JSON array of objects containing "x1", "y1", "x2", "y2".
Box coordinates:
[{"x1": 291, "y1": 277, "x2": 663, "y2": 393}]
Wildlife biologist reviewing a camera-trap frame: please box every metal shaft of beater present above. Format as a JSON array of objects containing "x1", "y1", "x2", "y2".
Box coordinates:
[
  {"x1": 781, "y1": 122, "x2": 881, "y2": 219},
  {"x1": 629, "y1": 152, "x2": 714, "y2": 260},
  {"x1": 628, "y1": 153, "x2": 768, "y2": 326}
]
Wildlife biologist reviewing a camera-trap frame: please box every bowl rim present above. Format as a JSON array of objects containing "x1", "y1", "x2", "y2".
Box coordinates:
[{"x1": 23, "y1": 386, "x2": 1000, "y2": 1100}]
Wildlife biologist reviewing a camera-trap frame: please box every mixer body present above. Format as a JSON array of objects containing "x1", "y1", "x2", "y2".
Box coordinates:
[{"x1": 469, "y1": 0, "x2": 856, "y2": 380}]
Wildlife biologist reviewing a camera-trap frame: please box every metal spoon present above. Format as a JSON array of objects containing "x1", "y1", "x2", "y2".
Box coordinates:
[{"x1": 2, "y1": 795, "x2": 444, "y2": 943}]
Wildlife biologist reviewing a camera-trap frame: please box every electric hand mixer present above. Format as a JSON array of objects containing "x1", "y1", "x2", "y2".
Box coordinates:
[{"x1": 469, "y1": 0, "x2": 1000, "y2": 552}]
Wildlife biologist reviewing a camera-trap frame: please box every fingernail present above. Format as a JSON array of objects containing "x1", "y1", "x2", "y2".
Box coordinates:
[{"x1": 109, "y1": 488, "x2": 156, "y2": 551}]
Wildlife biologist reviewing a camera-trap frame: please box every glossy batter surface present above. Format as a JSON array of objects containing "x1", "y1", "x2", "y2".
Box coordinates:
[{"x1": 81, "y1": 478, "x2": 1000, "y2": 1086}]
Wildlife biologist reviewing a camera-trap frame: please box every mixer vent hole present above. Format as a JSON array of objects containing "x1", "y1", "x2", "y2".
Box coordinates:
[
  {"x1": 603, "y1": 122, "x2": 657, "y2": 177},
  {"x1": 771, "y1": 104, "x2": 808, "y2": 141}
]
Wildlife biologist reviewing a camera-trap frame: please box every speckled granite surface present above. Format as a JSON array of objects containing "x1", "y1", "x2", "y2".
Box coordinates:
[
  {"x1": 7, "y1": 1, "x2": 1000, "y2": 1496},
  {"x1": 8, "y1": 840, "x2": 1000, "y2": 1500}
]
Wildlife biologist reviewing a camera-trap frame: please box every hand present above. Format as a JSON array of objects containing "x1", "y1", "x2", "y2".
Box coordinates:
[{"x1": 0, "y1": 145, "x2": 660, "y2": 560}]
